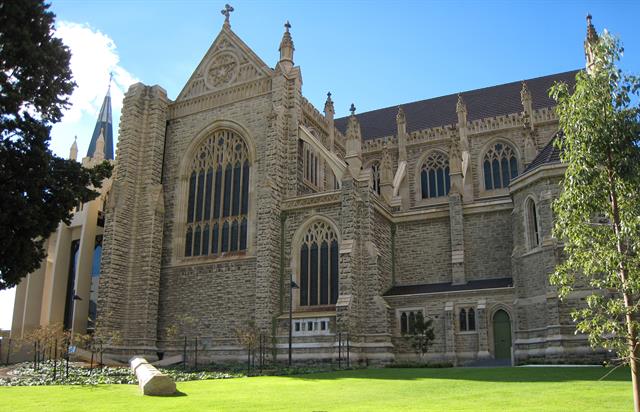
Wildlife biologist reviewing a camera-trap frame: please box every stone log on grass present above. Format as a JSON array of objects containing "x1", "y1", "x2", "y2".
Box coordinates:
[{"x1": 130, "y1": 357, "x2": 176, "y2": 396}]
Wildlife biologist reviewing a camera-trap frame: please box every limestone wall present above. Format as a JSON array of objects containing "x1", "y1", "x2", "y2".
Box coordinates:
[{"x1": 394, "y1": 218, "x2": 451, "y2": 285}]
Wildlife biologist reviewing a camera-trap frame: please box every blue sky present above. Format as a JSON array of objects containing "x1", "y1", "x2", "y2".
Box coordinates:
[{"x1": 1, "y1": 0, "x2": 639, "y2": 330}]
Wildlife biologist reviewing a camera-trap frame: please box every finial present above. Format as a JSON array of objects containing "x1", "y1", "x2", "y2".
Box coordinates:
[
  {"x1": 285, "y1": 20, "x2": 291, "y2": 32},
  {"x1": 221, "y1": 4, "x2": 234, "y2": 27},
  {"x1": 586, "y1": 13, "x2": 597, "y2": 42},
  {"x1": 396, "y1": 106, "x2": 405, "y2": 123},
  {"x1": 327, "y1": 91, "x2": 332, "y2": 99},
  {"x1": 349, "y1": 103, "x2": 356, "y2": 115},
  {"x1": 456, "y1": 93, "x2": 466, "y2": 113}
]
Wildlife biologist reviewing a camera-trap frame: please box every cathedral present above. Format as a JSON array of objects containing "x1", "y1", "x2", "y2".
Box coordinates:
[{"x1": 11, "y1": 11, "x2": 608, "y2": 365}]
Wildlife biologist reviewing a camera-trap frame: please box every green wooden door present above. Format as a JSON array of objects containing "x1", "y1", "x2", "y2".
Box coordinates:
[{"x1": 493, "y1": 310, "x2": 512, "y2": 360}]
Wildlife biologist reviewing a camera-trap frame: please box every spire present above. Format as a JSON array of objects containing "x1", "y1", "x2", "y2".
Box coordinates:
[
  {"x1": 278, "y1": 20, "x2": 295, "y2": 71},
  {"x1": 69, "y1": 136, "x2": 78, "y2": 161},
  {"x1": 221, "y1": 4, "x2": 234, "y2": 29},
  {"x1": 87, "y1": 82, "x2": 114, "y2": 160}
]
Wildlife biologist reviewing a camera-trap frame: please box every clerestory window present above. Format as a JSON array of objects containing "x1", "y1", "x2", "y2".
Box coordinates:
[
  {"x1": 483, "y1": 142, "x2": 518, "y2": 190},
  {"x1": 420, "y1": 151, "x2": 450, "y2": 199}
]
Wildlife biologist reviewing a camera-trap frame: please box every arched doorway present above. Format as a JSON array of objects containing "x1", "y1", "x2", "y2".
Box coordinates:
[{"x1": 493, "y1": 310, "x2": 512, "y2": 360}]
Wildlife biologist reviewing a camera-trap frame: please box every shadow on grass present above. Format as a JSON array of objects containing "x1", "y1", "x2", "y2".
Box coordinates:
[
  {"x1": 284, "y1": 366, "x2": 631, "y2": 383},
  {"x1": 153, "y1": 390, "x2": 188, "y2": 397}
]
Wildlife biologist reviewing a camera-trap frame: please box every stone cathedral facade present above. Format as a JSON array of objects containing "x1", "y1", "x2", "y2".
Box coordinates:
[{"x1": 12, "y1": 13, "x2": 608, "y2": 365}]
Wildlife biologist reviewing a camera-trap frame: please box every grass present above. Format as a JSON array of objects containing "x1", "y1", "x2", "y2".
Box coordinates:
[{"x1": 0, "y1": 366, "x2": 631, "y2": 412}]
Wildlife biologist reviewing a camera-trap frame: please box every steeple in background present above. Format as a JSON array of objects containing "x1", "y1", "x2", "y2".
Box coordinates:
[{"x1": 87, "y1": 76, "x2": 114, "y2": 160}]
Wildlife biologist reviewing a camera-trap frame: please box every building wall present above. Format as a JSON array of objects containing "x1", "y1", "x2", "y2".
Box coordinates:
[{"x1": 394, "y1": 218, "x2": 451, "y2": 285}]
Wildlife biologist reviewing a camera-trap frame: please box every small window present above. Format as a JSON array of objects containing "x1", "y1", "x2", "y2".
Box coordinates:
[
  {"x1": 526, "y1": 198, "x2": 540, "y2": 249},
  {"x1": 399, "y1": 310, "x2": 424, "y2": 335},
  {"x1": 370, "y1": 161, "x2": 381, "y2": 195},
  {"x1": 459, "y1": 307, "x2": 476, "y2": 331}
]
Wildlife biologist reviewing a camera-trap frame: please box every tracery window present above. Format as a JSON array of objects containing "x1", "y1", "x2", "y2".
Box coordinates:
[
  {"x1": 370, "y1": 161, "x2": 381, "y2": 195},
  {"x1": 299, "y1": 221, "x2": 339, "y2": 306},
  {"x1": 420, "y1": 152, "x2": 450, "y2": 199},
  {"x1": 459, "y1": 307, "x2": 476, "y2": 332},
  {"x1": 185, "y1": 129, "x2": 250, "y2": 257},
  {"x1": 483, "y1": 142, "x2": 518, "y2": 190},
  {"x1": 525, "y1": 198, "x2": 540, "y2": 249}
]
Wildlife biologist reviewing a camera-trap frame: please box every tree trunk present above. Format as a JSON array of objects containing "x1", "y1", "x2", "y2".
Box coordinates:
[{"x1": 607, "y1": 155, "x2": 640, "y2": 412}]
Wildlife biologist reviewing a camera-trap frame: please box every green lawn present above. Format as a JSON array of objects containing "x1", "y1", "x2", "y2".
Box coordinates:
[{"x1": 0, "y1": 367, "x2": 631, "y2": 412}]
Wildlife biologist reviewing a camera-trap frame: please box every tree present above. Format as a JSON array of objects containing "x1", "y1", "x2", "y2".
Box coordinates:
[
  {"x1": 550, "y1": 28, "x2": 640, "y2": 410},
  {"x1": 0, "y1": 0, "x2": 112, "y2": 289},
  {"x1": 404, "y1": 312, "x2": 435, "y2": 362}
]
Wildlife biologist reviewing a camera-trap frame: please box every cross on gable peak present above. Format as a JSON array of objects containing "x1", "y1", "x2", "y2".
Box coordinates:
[{"x1": 221, "y1": 4, "x2": 234, "y2": 27}]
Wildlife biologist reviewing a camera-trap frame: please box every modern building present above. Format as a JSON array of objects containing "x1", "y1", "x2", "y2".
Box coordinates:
[
  {"x1": 10, "y1": 88, "x2": 114, "y2": 341},
  {"x1": 12, "y1": 11, "x2": 607, "y2": 365}
]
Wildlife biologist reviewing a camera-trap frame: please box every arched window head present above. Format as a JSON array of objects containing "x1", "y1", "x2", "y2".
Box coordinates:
[
  {"x1": 525, "y1": 197, "x2": 540, "y2": 249},
  {"x1": 420, "y1": 152, "x2": 450, "y2": 199},
  {"x1": 184, "y1": 129, "x2": 250, "y2": 257},
  {"x1": 299, "y1": 220, "x2": 339, "y2": 307},
  {"x1": 483, "y1": 142, "x2": 518, "y2": 190},
  {"x1": 370, "y1": 161, "x2": 381, "y2": 195}
]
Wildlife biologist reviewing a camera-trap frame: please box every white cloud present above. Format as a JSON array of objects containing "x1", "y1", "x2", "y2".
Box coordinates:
[
  {"x1": 0, "y1": 23, "x2": 139, "y2": 331},
  {"x1": 50, "y1": 21, "x2": 138, "y2": 159}
]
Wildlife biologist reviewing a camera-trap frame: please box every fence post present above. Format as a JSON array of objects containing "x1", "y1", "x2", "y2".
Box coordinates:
[
  {"x1": 338, "y1": 332, "x2": 342, "y2": 369},
  {"x1": 194, "y1": 336, "x2": 198, "y2": 371},
  {"x1": 183, "y1": 336, "x2": 187, "y2": 370},
  {"x1": 53, "y1": 338, "x2": 57, "y2": 380},
  {"x1": 346, "y1": 333, "x2": 350, "y2": 368}
]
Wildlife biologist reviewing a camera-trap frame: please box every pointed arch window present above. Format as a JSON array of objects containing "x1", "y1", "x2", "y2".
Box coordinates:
[
  {"x1": 420, "y1": 152, "x2": 450, "y2": 199},
  {"x1": 298, "y1": 221, "x2": 339, "y2": 307},
  {"x1": 483, "y1": 142, "x2": 518, "y2": 190},
  {"x1": 184, "y1": 129, "x2": 250, "y2": 257}
]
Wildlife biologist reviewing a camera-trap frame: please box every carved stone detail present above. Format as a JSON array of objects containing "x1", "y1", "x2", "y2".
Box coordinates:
[{"x1": 205, "y1": 51, "x2": 239, "y2": 89}]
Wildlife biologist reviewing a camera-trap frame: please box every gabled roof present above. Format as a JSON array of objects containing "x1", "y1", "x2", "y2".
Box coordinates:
[
  {"x1": 334, "y1": 70, "x2": 579, "y2": 141},
  {"x1": 522, "y1": 131, "x2": 564, "y2": 175}
]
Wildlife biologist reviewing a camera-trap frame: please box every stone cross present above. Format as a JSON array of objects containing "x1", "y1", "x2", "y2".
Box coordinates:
[
  {"x1": 349, "y1": 103, "x2": 356, "y2": 115},
  {"x1": 285, "y1": 20, "x2": 291, "y2": 32},
  {"x1": 221, "y1": 4, "x2": 234, "y2": 25}
]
